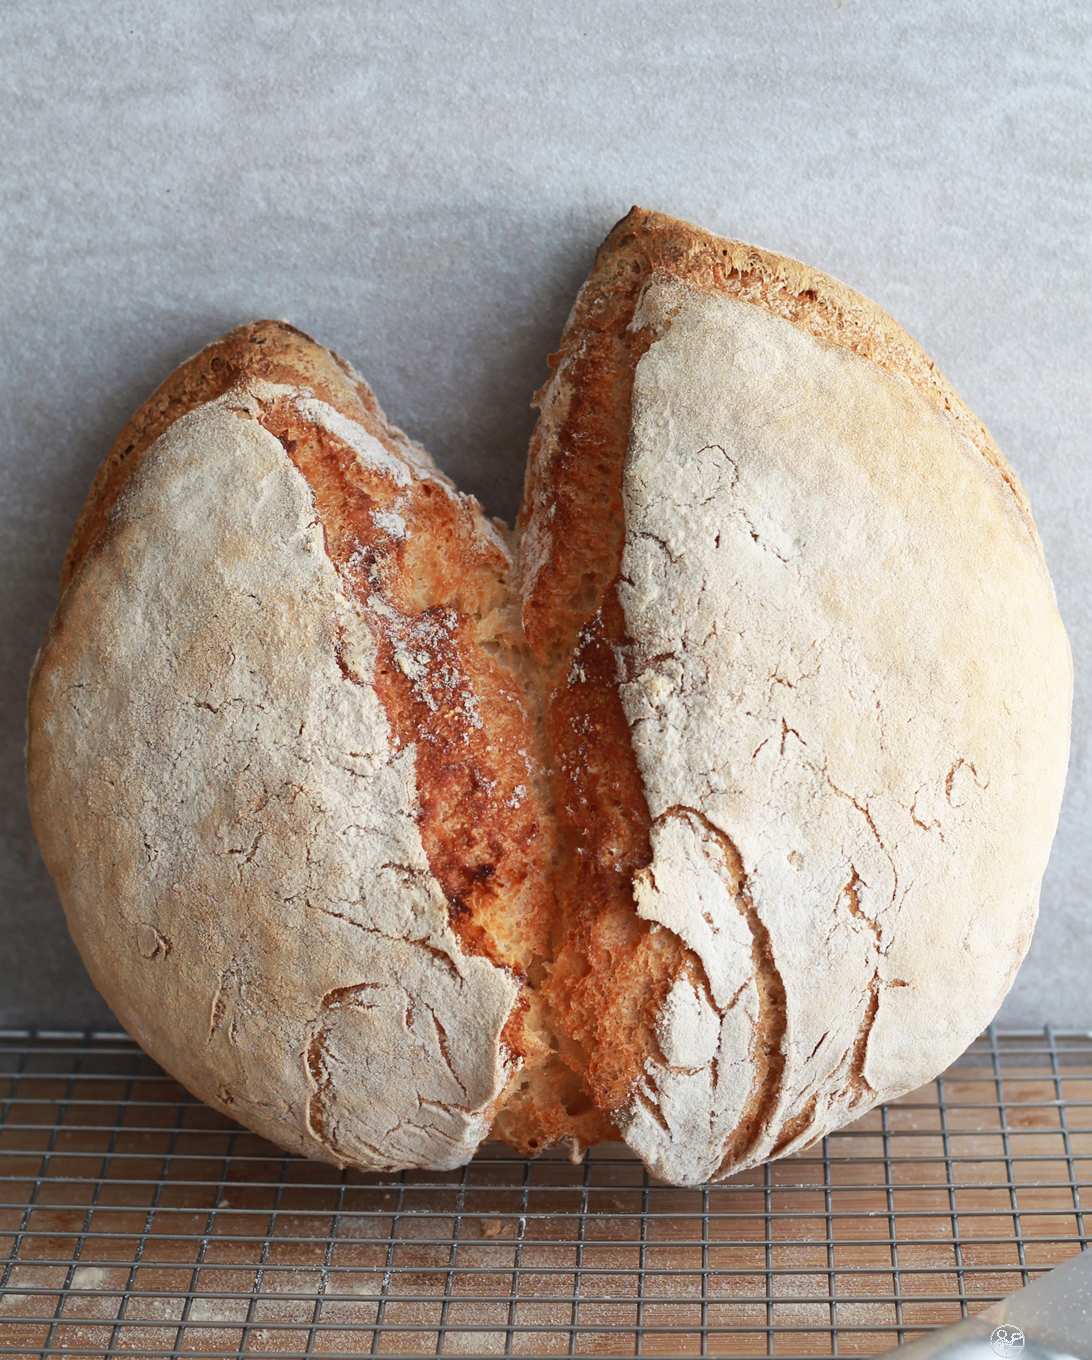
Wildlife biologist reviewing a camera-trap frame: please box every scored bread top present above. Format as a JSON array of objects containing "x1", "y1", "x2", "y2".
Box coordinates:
[{"x1": 29, "y1": 210, "x2": 1072, "y2": 1185}]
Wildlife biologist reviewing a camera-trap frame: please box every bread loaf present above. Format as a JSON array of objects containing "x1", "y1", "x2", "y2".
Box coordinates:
[{"x1": 27, "y1": 208, "x2": 1072, "y2": 1185}]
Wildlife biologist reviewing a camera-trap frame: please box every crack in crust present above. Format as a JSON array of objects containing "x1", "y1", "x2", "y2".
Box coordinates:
[
  {"x1": 246, "y1": 385, "x2": 611, "y2": 1156},
  {"x1": 662, "y1": 808, "x2": 789, "y2": 1174},
  {"x1": 627, "y1": 805, "x2": 791, "y2": 1181}
]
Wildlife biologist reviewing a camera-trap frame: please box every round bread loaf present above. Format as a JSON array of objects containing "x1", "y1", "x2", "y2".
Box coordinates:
[{"x1": 27, "y1": 208, "x2": 1072, "y2": 1186}]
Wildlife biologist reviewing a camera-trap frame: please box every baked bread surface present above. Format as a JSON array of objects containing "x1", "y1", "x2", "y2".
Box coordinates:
[
  {"x1": 27, "y1": 211, "x2": 1072, "y2": 1185},
  {"x1": 32, "y1": 325, "x2": 609, "y2": 1166},
  {"x1": 519, "y1": 209, "x2": 1070, "y2": 1183}
]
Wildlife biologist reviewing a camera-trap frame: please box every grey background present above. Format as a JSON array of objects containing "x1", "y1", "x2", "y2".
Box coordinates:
[{"x1": 2, "y1": 1, "x2": 1089, "y2": 1027}]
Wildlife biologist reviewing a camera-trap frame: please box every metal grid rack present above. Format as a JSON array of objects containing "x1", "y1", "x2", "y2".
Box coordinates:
[{"x1": 0, "y1": 1028, "x2": 1089, "y2": 1358}]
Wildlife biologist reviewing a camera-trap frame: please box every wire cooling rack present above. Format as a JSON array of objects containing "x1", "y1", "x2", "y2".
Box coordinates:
[{"x1": 0, "y1": 1028, "x2": 1088, "y2": 1359}]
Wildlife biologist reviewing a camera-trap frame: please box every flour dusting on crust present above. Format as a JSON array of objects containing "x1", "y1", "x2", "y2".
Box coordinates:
[
  {"x1": 28, "y1": 393, "x2": 519, "y2": 1171},
  {"x1": 614, "y1": 276, "x2": 1071, "y2": 1185},
  {"x1": 26, "y1": 255, "x2": 1073, "y2": 1188}
]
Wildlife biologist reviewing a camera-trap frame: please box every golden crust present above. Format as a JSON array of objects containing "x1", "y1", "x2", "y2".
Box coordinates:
[{"x1": 34, "y1": 210, "x2": 1067, "y2": 1182}]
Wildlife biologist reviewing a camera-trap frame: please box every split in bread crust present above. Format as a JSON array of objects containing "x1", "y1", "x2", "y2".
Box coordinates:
[{"x1": 29, "y1": 208, "x2": 1071, "y2": 1185}]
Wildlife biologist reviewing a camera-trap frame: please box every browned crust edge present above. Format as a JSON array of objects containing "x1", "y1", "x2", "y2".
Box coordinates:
[
  {"x1": 60, "y1": 320, "x2": 401, "y2": 595},
  {"x1": 522, "y1": 202, "x2": 1033, "y2": 652}
]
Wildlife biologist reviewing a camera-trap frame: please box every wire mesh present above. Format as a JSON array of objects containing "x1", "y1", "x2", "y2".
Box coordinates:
[{"x1": 0, "y1": 1026, "x2": 1089, "y2": 1358}]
